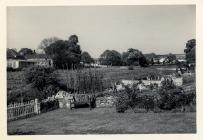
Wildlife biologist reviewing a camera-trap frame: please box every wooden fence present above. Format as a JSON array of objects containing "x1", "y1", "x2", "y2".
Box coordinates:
[{"x1": 7, "y1": 99, "x2": 40, "y2": 121}]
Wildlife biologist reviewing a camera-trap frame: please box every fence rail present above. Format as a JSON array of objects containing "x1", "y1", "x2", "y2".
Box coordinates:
[{"x1": 7, "y1": 99, "x2": 40, "y2": 121}]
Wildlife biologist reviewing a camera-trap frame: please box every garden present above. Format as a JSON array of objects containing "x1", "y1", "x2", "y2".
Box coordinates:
[{"x1": 7, "y1": 65, "x2": 196, "y2": 134}]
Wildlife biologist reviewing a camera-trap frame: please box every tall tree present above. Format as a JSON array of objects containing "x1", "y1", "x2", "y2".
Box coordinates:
[
  {"x1": 144, "y1": 53, "x2": 157, "y2": 65},
  {"x1": 19, "y1": 48, "x2": 35, "y2": 56},
  {"x1": 122, "y1": 48, "x2": 148, "y2": 67},
  {"x1": 99, "y1": 50, "x2": 122, "y2": 66},
  {"x1": 81, "y1": 51, "x2": 94, "y2": 64},
  {"x1": 44, "y1": 35, "x2": 81, "y2": 69},
  {"x1": 184, "y1": 39, "x2": 196, "y2": 63},
  {"x1": 38, "y1": 37, "x2": 60, "y2": 50}
]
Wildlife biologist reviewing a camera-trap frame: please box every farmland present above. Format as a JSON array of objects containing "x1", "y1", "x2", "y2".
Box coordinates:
[{"x1": 7, "y1": 107, "x2": 196, "y2": 134}]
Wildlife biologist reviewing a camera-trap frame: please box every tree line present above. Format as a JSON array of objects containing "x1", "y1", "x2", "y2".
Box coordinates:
[{"x1": 14, "y1": 36, "x2": 196, "y2": 69}]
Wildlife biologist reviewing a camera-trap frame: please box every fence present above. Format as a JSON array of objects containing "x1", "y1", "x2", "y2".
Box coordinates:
[{"x1": 7, "y1": 99, "x2": 40, "y2": 121}]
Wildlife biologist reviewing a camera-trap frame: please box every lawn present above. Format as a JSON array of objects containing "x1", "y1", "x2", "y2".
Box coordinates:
[{"x1": 7, "y1": 107, "x2": 196, "y2": 134}]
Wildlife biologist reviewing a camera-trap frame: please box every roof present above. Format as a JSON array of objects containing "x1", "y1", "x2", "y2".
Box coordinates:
[
  {"x1": 25, "y1": 54, "x2": 52, "y2": 59},
  {"x1": 7, "y1": 49, "x2": 25, "y2": 60}
]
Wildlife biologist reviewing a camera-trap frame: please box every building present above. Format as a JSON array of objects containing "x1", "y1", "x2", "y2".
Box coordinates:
[
  {"x1": 7, "y1": 49, "x2": 35, "y2": 69},
  {"x1": 25, "y1": 54, "x2": 53, "y2": 67},
  {"x1": 175, "y1": 54, "x2": 186, "y2": 62},
  {"x1": 7, "y1": 49, "x2": 53, "y2": 69}
]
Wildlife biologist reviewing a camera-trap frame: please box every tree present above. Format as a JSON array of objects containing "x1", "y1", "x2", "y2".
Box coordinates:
[
  {"x1": 81, "y1": 51, "x2": 94, "y2": 64},
  {"x1": 121, "y1": 52, "x2": 129, "y2": 66},
  {"x1": 19, "y1": 48, "x2": 35, "y2": 56},
  {"x1": 144, "y1": 53, "x2": 157, "y2": 65},
  {"x1": 166, "y1": 53, "x2": 176, "y2": 64},
  {"x1": 38, "y1": 37, "x2": 60, "y2": 50},
  {"x1": 184, "y1": 39, "x2": 196, "y2": 63},
  {"x1": 122, "y1": 48, "x2": 148, "y2": 67},
  {"x1": 99, "y1": 50, "x2": 122, "y2": 66},
  {"x1": 44, "y1": 35, "x2": 82, "y2": 69}
]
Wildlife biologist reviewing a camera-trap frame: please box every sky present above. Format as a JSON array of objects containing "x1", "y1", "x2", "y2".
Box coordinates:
[{"x1": 7, "y1": 5, "x2": 195, "y2": 58}]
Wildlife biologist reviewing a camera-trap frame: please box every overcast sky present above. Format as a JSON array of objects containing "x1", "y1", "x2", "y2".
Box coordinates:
[{"x1": 7, "y1": 5, "x2": 195, "y2": 58}]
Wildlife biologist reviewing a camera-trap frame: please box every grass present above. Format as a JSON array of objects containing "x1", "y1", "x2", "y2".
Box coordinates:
[{"x1": 7, "y1": 107, "x2": 196, "y2": 134}]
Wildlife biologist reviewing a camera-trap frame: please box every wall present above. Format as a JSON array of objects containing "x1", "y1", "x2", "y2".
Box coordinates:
[{"x1": 96, "y1": 96, "x2": 115, "y2": 108}]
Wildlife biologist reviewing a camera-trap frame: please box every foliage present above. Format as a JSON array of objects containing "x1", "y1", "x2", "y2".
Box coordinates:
[
  {"x1": 122, "y1": 48, "x2": 149, "y2": 67},
  {"x1": 157, "y1": 78, "x2": 193, "y2": 110},
  {"x1": 18, "y1": 48, "x2": 35, "y2": 56},
  {"x1": 24, "y1": 66, "x2": 56, "y2": 90},
  {"x1": 184, "y1": 39, "x2": 196, "y2": 63},
  {"x1": 43, "y1": 35, "x2": 82, "y2": 69},
  {"x1": 40, "y1": 100, "x2": 59, "y2": 113},
  {"x1": 114, "y1": 78, "x2": 196, "y2": 113},
  {"x1": 166, "y1": 53, "x2": 176, "y2": 63},
  {"x1": 62, "y1": 69, "x2": 104, "y2": 93},
  {"x1": 115, "y1": 91, "x2": 129, "y2": 113},
  {"x1": 7, "y1": 85, "x2": 42, "y2": 104},
  {"x1": 38, "y1": 37, "x2": 60, "y2": 50},
  {"x1": 99, "y1": 50, "x2": 122, "y2": 66},
  {"x1": 144, "y1": 53, "x2": 157, "y2": 65},
  {"x1": 115, "y1": 84, "x2": 158, "y2": 113},
  {"x1": 81, "y1": 51, "x2": 94, "y2": 64},
  {"x1": 128, "y1": 65, "x2": 134, "y2": 70}
]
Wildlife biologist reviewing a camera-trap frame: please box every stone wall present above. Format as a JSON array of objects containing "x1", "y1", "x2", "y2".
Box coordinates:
[{"x1": 96, "y1": 96, "x2": 115, "y2": 108}]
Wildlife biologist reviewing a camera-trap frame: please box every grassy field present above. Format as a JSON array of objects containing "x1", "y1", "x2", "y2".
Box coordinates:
[{"x1": 7, "y1": 107, "x2": 196, "y2": 134}]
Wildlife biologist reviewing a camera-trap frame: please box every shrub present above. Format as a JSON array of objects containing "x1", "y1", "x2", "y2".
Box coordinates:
[
  {"x1": 157, "y1": 78, "x2": 194, "y2": 110},
  {"x1": 115, "y1": 91, "x2": 129, "y2": 113},
  {"x1": 40, "y1": 99, "x2": 59, "y2": 113},
  {"x1": 7, "y1": 85, "x2": 42, "y2": 104},
  {"x1": 24, "y1": 66, "x2": 57, "y2": 91},
  {"x1": 128, "y1": 65, "x2": 134, "y2": 70}
]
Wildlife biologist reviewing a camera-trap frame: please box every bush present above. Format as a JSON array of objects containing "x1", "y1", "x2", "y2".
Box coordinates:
[
  {"x1": 24, "y1": 66, "x2": 57, "y2": 91},
  {"x1": 40, "y1": 100, "x2": 59, "y2": 113},
  {"x1": 128, "y1": 65, "x2": 134, "y2": 70},
  {"x1": 157, "y1": 78, "x2": 195, "y2": 110},
  {"x1": 115, "y1": 91, "x2": 129, "y2": 113},
  {"x1": 7, "y1": 85, "x2": 42, "y2": 104}
]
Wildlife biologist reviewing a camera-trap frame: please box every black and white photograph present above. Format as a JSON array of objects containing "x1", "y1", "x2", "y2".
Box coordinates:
[{"x1": 5, "y1": 4, "x2": 196, "y2": 135}]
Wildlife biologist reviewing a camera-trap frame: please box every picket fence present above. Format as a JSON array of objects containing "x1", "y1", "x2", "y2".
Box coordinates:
[{"x1": 7, "y1": 99, "x2": 40, "y2": 121}]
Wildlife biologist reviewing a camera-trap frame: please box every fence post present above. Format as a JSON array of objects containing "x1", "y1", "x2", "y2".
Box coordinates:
[{"x1": 34, "y1": 98, "x2": 40, "y2": 114}]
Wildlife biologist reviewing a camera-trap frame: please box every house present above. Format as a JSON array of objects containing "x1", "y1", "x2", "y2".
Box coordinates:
[
  {"x1": 7, "y1": 49, "x2": 36, "y2": 69},
  {"x1": 25, "y1": 54, "x2": 53, "y2": 67},
  {"x1": 152, "y1": 55, "x2": 168, "y2": 64},
  {"x1": 7, "y1": 49, "x2": 53, "y2": 69},
  {"x1": 175, "y1": 54, "x2": 186, "y2": 62}
]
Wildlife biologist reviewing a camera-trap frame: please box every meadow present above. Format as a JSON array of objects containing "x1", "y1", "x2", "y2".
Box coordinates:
[{"x1": 7, "y1": 107, "x2": 196, "y2": 134}]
